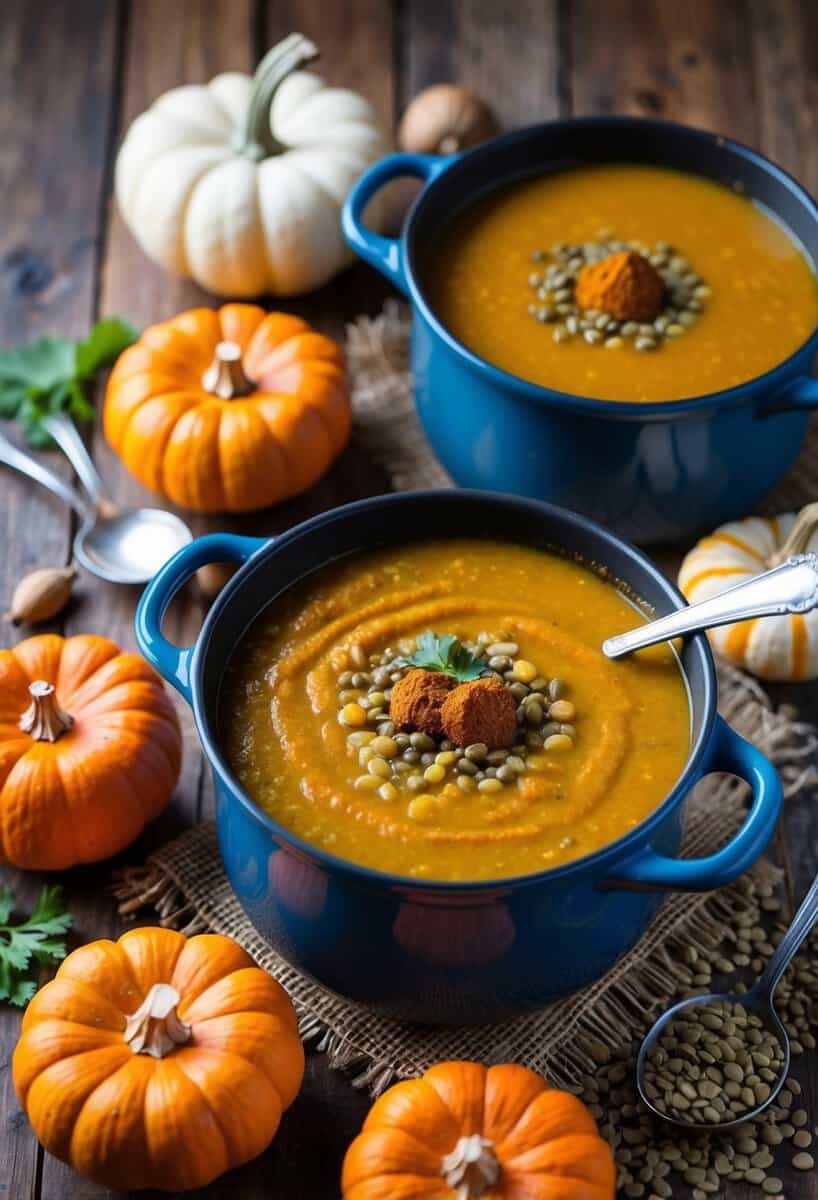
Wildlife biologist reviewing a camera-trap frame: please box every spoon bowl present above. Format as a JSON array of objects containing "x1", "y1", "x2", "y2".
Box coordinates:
[
  {"x1": 74, "y1": 507, "x2": 193, "y2": 585},
  {"x1": 637, "y1": 869, "x2": 818, "y2": 1131},
  {"x1": 636, "y1": 987, "x2": 791, "y2": 1132}
]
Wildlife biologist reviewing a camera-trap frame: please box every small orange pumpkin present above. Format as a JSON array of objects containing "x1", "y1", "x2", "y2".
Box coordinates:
[
  {"x1": 0, "y1": 634, "x2": 181, "y2": 869},
  {"x1": 104, "y1": 304, "x2": 350, "y2": 513},
  {"x1": 342, "y1": 1060, "x2": 614, "y2": 1200},
  {"x1": 14, "y1": 927, "x2": 304, "y2": 1191}
]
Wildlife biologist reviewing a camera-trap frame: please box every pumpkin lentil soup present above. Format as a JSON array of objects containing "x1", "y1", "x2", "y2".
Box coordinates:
[
  {"x1": 222, "y1": 541, "x2": 690, "y2": 882},
  {"x1": 425, "y1": 164, "x2": 818, "y2": 402}
]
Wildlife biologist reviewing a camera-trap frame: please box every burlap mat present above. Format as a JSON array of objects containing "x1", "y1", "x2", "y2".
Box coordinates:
[{"x1": 116, "y1": 301, "x2": 818, "y2": 1095}]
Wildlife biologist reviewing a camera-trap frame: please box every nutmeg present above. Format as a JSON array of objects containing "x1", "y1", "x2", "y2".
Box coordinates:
[
  {"x1": 5, "y1": 565, "x2": 77, "y2": 626},
  {"x1": 575, "y1": 250, "x2": 665, "y2": 322},
  {"x1": 389, "y1": 668, "x2": 457, "y2": 737},
  {"x1": 398, "y1": 84, "x2": 498, "y2": 156},
  {"x1": 441, "y1": 676, "x2": 517, "y2": 749}
]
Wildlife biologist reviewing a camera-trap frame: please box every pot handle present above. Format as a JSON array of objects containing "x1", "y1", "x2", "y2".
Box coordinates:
[
  {"x1": 342, "y1": 152, "x2": 452, "y2": 294},
  {"x1": 135, "y1": 533, "x2": 267, "y2": 703},
  {"x1": 601, "y1": 717, "x2": 781, "y2": 891},
  {"x1": 759, "y1": 374, "x2": 818, "y2": 416}
]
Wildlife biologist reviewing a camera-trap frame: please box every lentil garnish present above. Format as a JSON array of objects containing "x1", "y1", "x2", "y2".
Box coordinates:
[
  {"x1": 526, "y1": 234, "x2": 709, "y2": 351},
  {"x1": 334, "y1": 630, "x2": 580, "y2": 822}
]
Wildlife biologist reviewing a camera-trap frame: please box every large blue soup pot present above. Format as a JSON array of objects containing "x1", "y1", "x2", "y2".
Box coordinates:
[
  {"x1": 343, "y1": 118, "x2": 818, "y2": 544},
  {"x1": 136, "y1": 492, "x2": 782, "y2": 1024}
]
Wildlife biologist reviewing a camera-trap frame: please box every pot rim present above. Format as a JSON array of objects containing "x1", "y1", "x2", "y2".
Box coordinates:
[
  {"x1": 190, "y1": 489, "x2": 719, "y2": 894},
  {"x1": 401, "y1": 115, "x2": 818, "y2": 419}
]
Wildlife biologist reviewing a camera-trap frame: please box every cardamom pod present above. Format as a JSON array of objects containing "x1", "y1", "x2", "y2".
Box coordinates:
[{"x1": 5, "y1": 565, "x2": 77, "y2": 625}]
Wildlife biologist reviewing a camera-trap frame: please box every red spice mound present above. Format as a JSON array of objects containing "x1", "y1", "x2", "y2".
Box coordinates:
[
  {"x1": 389, "y1": 668, "x2": 456, "y2": 736},
  {"x1": 441, "y1": 676, "x2": 517, "y2": 749},
  {"x1": 575, "y1": 250, "x2": 665, "y2": 322}
]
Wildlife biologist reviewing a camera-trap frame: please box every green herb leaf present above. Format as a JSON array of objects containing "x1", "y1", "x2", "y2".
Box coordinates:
[
  {"x1": 0, "y1": 885, "x2": 72, "y2": 1007},
  {"x1": 399, "y1": 631, "x2": 489, "y2": 683},
  {"x1": 0, "y1": 318, "x2": 137, "y2": 446},
  {"x1": 75, "y1": 319, "x2": 138, "y2": 380}
]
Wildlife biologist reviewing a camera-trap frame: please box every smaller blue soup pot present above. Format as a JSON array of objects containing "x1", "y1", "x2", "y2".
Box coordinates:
[
  {"x1": 136, "y1": 492, "x2": 782, "y2": 1024},
  {"x1": 343, "y1": 118, "x2": 818, "y2": 544}
]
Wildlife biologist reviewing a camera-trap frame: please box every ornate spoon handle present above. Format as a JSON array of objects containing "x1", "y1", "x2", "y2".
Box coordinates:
[
  {"x1": 0, "y1": 430, "x2": 93, "y2": 520},
  {"x1": 603, "y1": 553, "x2": 818, "y2": 659},
  {"x1": 755, "y1": 872, "x2": 818, "y2": 999}
]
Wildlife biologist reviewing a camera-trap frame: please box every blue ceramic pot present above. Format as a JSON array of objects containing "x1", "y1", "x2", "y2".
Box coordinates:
[
  {"x1": 343, "y1": 118, "x2": 818, "y2": 544},
  {"x1": 136, "y1": 491, "x2": 782, "y2": 1024}
]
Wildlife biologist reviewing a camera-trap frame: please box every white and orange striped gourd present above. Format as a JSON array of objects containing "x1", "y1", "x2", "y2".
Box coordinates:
[{"x1": 678, "y1": 505, "x2": 818, "y2": 681}]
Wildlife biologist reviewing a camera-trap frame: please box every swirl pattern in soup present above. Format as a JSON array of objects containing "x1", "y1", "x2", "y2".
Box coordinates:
[{"x1": 221, "y1": 541, "x2": 690, "y2": 881}]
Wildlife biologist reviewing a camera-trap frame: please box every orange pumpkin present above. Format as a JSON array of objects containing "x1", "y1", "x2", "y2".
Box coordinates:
[
  {"x1": 14, "y1": 926, "x2": 304, "y2": 1191},
  {"x1": 104, "y1": 304, "x2": 350, "y2": 513},
  {"x1": 342, "y1": 1060, "x2": 614, "y2": 1200},
  {"x1": 0, "y1": 634, "x2": 181, "y2": 869}
]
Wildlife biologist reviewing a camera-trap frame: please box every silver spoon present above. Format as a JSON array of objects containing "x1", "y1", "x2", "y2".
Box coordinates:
[
  {"x1": 0, "y1": 415, "x2": 191, "y2": 584},
  {"x1": 636, "y1": 871, "x2": 818, "y2": 1130},
  {"x1": 603, "y1": 552, "x2": 818, "y2": 659}
]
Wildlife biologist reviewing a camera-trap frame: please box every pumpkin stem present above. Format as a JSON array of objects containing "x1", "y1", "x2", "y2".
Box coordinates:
[
  {"x1": 202, "y1": 341, "x2": 254, "y2": 400},
  {"x1": 768, "y1": 502, "x2": 818, "y2": 567},
  {"x1": 238, "y1": 33, "x2": 319, "y2": 159},
  {"x1": 441, "y1": 1134, "x2": 501, "y2": 1199},
  {"x1": 18, "y1": 680, "x2": 74, "y2": 743},
  {"x1": 124, "y1": 983, "x2": 191, "y2": 1059}
]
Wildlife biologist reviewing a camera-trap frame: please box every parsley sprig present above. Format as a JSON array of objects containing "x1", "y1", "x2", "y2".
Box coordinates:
[
  {"x1": 0, "y1": 885, "x2": 72, "y2": 1006},
  {"x1": 398, "y1": 631, "x2": 490, "y2": 683},
  {"x1": 0, "y1": 318, "x2": 136, "y2": 447}
]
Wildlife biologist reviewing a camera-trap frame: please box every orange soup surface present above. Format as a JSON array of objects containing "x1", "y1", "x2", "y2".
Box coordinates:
[
  {"x1": 425, "y1": 165, "x2": 818, "y2": 402},
  {"x1": 221, "y1": 540, "x2": 691, "y2": 882}
]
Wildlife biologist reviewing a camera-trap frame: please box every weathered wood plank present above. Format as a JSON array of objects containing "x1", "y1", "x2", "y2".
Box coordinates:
[
  {"x1": 749, "y1": 0, "x2": 818, "y2": 194},
  {"x1": 743, "y1": 14, "x2": 815, "y2": 1195},
  {"x1": 404, "y1": 0, "x2": 562, "y2": 124},
  {"x1": 0, "y1": 2, "x2": 122, "y2": 1198},
  {"x1": 36, "y1": 2, "x2": 257, "y2": 1197},
  {"x1": 569, "y1": 0, "x2": 756, "y2": 141}
]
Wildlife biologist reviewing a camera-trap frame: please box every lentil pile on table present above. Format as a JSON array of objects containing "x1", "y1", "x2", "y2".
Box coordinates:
[
  {"x1": 337, "y1": 631, "x2": 579, "y2": 819},
  {"x1": 575, "y1": 877, "x2": 817, "y2": 1199},
  {"x1": 528, "y1": 235, "x2": 709, "y2": 351}
]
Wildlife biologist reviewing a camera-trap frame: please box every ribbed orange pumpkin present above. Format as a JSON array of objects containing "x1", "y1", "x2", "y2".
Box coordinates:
[
  {"x1": 14, "y1": 927, "x2": 304, "y2": 1191},
  {"x1": 104, "y1": 304, "x2": 349, "y2": 513},
  {"x1": 342, "y1": 1060, "x2": 615, "y2": 1200},
  {"x1": 0, "y1": 634, "x2": 181, "y2": 869}
]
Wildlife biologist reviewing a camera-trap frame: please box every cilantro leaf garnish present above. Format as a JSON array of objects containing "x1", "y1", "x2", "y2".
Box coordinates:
[
  {"x1": 398, "y1": 631, "x2": 489, "y2": 683},
  {"x1": 0, "y1": 885, "x2": 72, "y2": 1006},
  {"x1": 0, "y1": 318, "x2": 137, "y2": 447}
]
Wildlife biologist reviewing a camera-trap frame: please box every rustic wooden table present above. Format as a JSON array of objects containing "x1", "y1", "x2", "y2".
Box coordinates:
[{"x1": 2, "y1": 1, "x2": 818, "y2": 1197}]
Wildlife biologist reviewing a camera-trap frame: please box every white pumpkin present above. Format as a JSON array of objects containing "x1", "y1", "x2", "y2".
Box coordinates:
[
  {"x1": 115, "y1": 34, "x2": 390, "y2": 297},
  {"x1": 678, "y1": 505, "x2": 818, "y2": 681}
]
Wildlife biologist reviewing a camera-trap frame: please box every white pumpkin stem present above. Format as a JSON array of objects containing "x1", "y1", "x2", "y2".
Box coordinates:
[
  {"x1": 124, "y1": 983, "x2": 191, "y2": 1059},
  {"x1": 768, "y1": 502, "x2": 818, "y2": 566},
  {"x1": 239, "y1": 33, "x2": 319, "y2": 159},
  {"x1": 441, "y1": 1135, "x2": 501, "y2": 1199},
  {"x1": 18, "y1": 680, "x2": 74, "y2": 743},
  {"x1": 202, "y1": 341, "x2": 254, "y2": 400}
]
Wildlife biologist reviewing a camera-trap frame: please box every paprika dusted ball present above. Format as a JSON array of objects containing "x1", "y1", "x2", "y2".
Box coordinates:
[
  {"x1": 441, "y1": 676, "x2": 517, "y2": 749},
  {"x1": 575, "y1": 250, "x2": 665, "y2": 322},
  {"x1": 389, "y1": 668, "x2": 456, "y2": 737}
]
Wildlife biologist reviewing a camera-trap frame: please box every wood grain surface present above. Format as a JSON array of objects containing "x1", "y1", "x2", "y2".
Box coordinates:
[{"x1": 1, "y1": 2, "x2": 817, "y2": 1197}]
